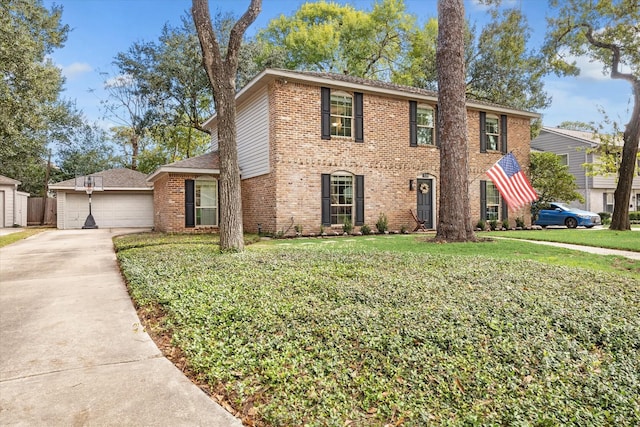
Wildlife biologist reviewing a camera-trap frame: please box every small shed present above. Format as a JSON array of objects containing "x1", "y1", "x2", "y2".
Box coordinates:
[
  {"x1": 49, "y1": 168, "x2": 154, "y2": 229},
  {"x1": 0, "y1": 175, "x2": 29, "y2": 227}
]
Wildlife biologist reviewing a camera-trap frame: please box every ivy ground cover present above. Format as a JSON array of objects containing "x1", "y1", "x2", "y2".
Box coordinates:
[{"x1": 115, "y1": 234, "x2": 640, "y2": 426}]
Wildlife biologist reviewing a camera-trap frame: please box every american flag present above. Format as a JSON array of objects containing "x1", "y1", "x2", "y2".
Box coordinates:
[{"x1": 486, "y1": 152, "x2": 538, "y2": 211}]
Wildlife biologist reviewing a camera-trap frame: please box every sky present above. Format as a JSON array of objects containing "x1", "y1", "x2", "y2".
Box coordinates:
[{"x1": 44, "y1": 0, "x2": 633, "y2": 132}]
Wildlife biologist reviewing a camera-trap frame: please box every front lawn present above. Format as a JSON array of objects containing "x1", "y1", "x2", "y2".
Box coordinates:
[
  {"x1": 115, "y1": 234, "x2": 640, "y2": 426},
  {"x1": 485, "y1": 228, "x2": 640, "y2": 252}
]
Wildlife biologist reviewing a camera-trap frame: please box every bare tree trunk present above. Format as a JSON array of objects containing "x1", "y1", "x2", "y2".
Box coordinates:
[
  {"x1": 435, "y1": 0, "x2": 475, "y2": 242},
  {"x1": 130, "y1": 133, "x2": 138, "y2": 171},
  {"x1": 192, "y1": 0, "x2": 261, "y2": 251},
  {"x1": 610, "y1": 80, "x2": 640, "y2": 230}
]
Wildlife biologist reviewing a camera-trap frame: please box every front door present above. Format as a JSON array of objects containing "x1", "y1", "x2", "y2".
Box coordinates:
[{"x1": 416, "y1": 178, "x2": 433, "y2": 229}]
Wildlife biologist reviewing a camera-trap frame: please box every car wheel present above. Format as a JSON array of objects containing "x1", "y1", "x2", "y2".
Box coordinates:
[
  {"x1": 586, "y1": 225, "x2": 594, "y2": 229},
  {"x1": 565, "y1": 217, "x2": 578, "y2": 229}
]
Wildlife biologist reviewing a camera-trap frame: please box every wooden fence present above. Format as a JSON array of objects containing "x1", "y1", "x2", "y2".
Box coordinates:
[{"x1": 27, "y1": 197, "x2": 57, "y2": 226}]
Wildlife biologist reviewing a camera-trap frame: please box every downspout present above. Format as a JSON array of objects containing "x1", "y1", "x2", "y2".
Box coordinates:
[
  {"x1": 13, "y1": 183, "x2": 18, "y2": 227},
  {"x1": 584, "y1": 149, "x2": 590, "y2": 211}
]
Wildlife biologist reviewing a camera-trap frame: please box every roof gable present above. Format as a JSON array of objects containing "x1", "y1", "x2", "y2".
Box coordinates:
[{"x1": 147, "y1": 152, "x2": 220, "y2": 182}]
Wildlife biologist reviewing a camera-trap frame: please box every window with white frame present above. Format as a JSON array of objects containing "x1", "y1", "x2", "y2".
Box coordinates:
[
  {"x1": 558, "y1": 153, "x2": 568, "y2": 166},
  {"x1": 195, "y1": 179, "x2": 218, "y2": 226},
  {"x1": 604, "y1": 192, "x2": 614, "y2": 213},
  {"x1": 485, "y1": 115, "x2": 499, "y2": 151},
  {"x1": 330, "y1": 92, "x2": 352, "y2": 137},
  {"x1": 330, "y1": 173, "x2": 353, "y2": 225},
  {"x1": 417, "y1": 106, "x2": 435, "y2": 145},
  {"x1": 486, "y1": 182, "x2": 501, "y2": 220}
]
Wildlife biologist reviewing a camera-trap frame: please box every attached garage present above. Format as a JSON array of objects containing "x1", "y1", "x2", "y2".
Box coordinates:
[{"x1": 50, "y1": 168, "x2": 153, "y2": 230}]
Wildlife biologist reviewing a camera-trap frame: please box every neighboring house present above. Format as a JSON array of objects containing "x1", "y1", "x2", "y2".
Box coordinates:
[
  {"x1": 531, "y1": 127, "x2": 640, "y2": 213},
  {"x1": 0, "y1": 175, "x2": 29, "y2": 227},
  {"x1": 50, "y1": 168, "x2": 154, "y2": 229},
  {"x1": 150, "y1": 68, "x2": 539, "y2": 235}
]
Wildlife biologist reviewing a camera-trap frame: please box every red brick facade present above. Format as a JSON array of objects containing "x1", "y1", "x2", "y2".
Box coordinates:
[{"x1": 150, "y1": 70, "x2": 537, "y2": 234}]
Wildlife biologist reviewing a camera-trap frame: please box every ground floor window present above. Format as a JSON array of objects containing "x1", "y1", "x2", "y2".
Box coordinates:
[
  {"x1": 196, "y1": 179, "x2": 218, "y2": 226},
  {"x1": 481, "y1": 180, "x2": 505, "y2": 222},
  {"x1": 321, "y1": 173, "x2": 364, "y2": 226},
  {"x1": 604, "y1": 192, "x2": 614, "y2": 213},
  {"x1": 330, "y1": 174, "x2": 353, "y2": 225}
]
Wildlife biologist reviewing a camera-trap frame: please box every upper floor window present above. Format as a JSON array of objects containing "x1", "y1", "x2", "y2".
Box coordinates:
[
  {"x1": 330, "y1": 92, "x2": 353, "y2": 137},
  {"x1": 321, "y1": 87, "x2": 363, "y2": 142},
  {"x1": 417, "y1": 106, "x2": 435, "y2": 145},
  {"x1": 480, "y1": 112, "x2": 507, "y2": 153},
  {"x1": 485, "y1": 115, "x2": 500, "y2": 151}
]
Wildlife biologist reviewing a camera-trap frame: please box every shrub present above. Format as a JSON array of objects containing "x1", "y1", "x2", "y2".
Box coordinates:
[
  {"x1": 400, "y1": 224, "x2": 408, "y2": 234},
  {"x1": 319, "y1": 224, "x2": 325, "y2": 235},
  {"x1": 342, "y1": 218, "x2": 353, "y2": 234},
  {"x1": 515, "y1": 217, "x2": 525, "y2": 228},
  {"x1": 294, "y1": 224, "x2": 303, "y2": 234},
  {"x1": 599, "y1": 212, "x2": 611, "y2": 225},
  {"x1": 502, "y1": 219, "x2": 510, "y2": 230},
  {"x1": 360, "y1": 224, "x2": 372, "y2": 235},
  {"x1": 489, "y1": 219, "x2": 499, "y2": 231},
  {"x1": 475, "y1": 219, "x2": 486, "y2": 230},
  {"x1": 375, "y1": 213, "x2": 388, "y2": 233},
  {"x1": 629, "y1": 211, "x2": 640, "y2": 221}
]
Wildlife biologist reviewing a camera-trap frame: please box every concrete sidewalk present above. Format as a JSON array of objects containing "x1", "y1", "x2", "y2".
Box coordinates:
[
  {"x1": 491, "y1": 236, "x2": 640, "y2": 260},
  {"x1": 0, "y1": 229, "x2": 242, "y2": 426}
]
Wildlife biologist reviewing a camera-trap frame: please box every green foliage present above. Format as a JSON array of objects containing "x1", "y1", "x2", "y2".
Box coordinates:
[
  {"x1": 0, "y1": 0, "x2": 82, "y2": 193},
  {"x1": 489, "y1": 219, "x2": 499, "y2": 231},
  {"x1": 0, "y1": 228, "x2": 46, "y2": 248},
  {"x1": 375, "y1": 213, "x2": 389, "y2": 233},
  {"x1": 530, "y1": 152, "x2": 584, "y2": 216},
  {"x1": 342, "y1": 217, "x2": 353, "y2": 234},
  {"x1": 599, "y1": 212, "x2": 612, "y2": 225},
  {"x1": 256, "y1": 0, "x2": 414, "y2": 79},
  {"x1": 515, "y1": 217, "x2": 526, "y2": 228},
  {"x1": 476, "y1": 219, "x2": 486, "y2": 230},
  {"x1": 501, "y1": 218, "x2": 510, "y2": 230},
  {"x1": 360, "y1": 224, "x2": 372, "y2": 235},
  {"x1": 116, "y1": 234, "x2": 640, "y2": 425}
]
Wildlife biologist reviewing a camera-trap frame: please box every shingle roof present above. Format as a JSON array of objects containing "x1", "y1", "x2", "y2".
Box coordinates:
[
  {"x1": 146, "y1": 152, "x2": 220, "y2": 183},
  {"x1": 161, "y1": 151, "x2": 220, "y2": 169},
  {"x1": 541, "y1": 127, "x2": 623, "y2": 147},
  {"x1": 50, "y1": 168, "x2": 151, "y2": 190},
  {"x1": 0, "y1": 175, "x2": 20, "y2": 186}
]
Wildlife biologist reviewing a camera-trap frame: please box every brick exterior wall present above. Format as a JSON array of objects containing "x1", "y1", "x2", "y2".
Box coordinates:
[
  {"x1": 266, "y1": 80, "x2": 533, "y2": 235},
  {"x1": 153, "y1": 173, "x2": 219, "y2": 233}
]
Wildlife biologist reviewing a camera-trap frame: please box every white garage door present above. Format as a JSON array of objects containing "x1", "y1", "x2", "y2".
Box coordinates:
[{"x1": 64, "y1": 192, "x2": 153, "y2": 229}]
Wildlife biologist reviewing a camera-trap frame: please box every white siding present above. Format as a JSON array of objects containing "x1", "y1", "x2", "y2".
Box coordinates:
[
  {"x1": 0, "y1": 185, "x2": 14, "y2": 227},
  {"x1": 209, "y1": 87, "x2": 270, "y2": 179}
]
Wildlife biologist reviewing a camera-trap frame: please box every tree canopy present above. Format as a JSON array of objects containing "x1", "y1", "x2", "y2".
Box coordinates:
[
  {"x1": 530, "y1": 152, "x2": 584, "y2": 216},
  {"x1": 543, "y1": 0, "x2": 640, "y2": 230},
  {"x1": 0, "y1": 0, "x2": 79, "y2": 194}
]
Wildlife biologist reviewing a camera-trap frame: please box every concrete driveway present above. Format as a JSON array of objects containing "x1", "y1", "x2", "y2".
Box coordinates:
[{"x1": 0, "y1": 229, "x2": 242, "y2": 426}]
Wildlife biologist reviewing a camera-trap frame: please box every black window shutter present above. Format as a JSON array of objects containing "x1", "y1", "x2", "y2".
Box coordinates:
[
  {"x1": 480, "y1": 181, "x2": 487, "y2": 221},
  {"x1": 354, "y1": 92, "x2": 364, "y2": 142},
  {"x1": 500, "y1": 114, "x2": 508, "y2": 154},
  {"x1": 479, "y1": 111, "x2": 487, "y2": 153},
  {"x1": 321, "y1": 174, "x2": 331, "y2": 226},
  {"x1": 321, "y1": 87, "x2": 331, "y2": 140},
  {"x1": 185, "y1": 179, "x2": 195, "y2": 228},
  {"x1": 501, "y1": 196, "x2": 509, "y2": 221},
  {"x1": 409, "y1": 101, "x2": 417, "y2": 147},
  {"x1": 434, "y1": 104, "x2": 440, "y2": 147},
  {"x1": 355, "y1": 175, "x2": 364, "y2": 225}
]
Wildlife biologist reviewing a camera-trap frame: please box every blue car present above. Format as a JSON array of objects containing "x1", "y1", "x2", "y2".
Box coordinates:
[{"x1": 535, "y1": 202, "x2": 602, "y2": 229}]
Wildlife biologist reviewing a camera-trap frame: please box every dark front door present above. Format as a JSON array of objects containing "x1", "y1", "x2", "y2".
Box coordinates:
[{"x1": 416, "y1": 178, "x2": 433, "y2": 228}]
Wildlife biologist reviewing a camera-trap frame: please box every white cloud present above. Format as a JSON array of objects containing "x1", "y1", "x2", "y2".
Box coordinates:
[
  {"x1": 59, "y1": 62, "x2": 93, "y2": 79},
  {"x1": 104, "y1": 74, "x2": 134, "y2": 89}
]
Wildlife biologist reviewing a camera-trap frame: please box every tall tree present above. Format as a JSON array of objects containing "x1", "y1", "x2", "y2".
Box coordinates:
[
  {"x1": 530, "y1": 152, "x2": 584, "y2": 218},
  {"x1": 0, "y1": 0, "x2": 77, "y2": 193},
  {"x1": 256, "y1": 0, "x2": 414, "y2": 79},
  {"x1": 435, "y1": 0, "x2": 475, "y2": 242},
  {"x1": 192, "y1": 0, "x2": 261, "y2": 251},
  {"x1": 544, "y1": 0, "x2": 640, "y2": 230},
  {"x1": 100, "y1": 73, "x2": 155, "y2": 170}
]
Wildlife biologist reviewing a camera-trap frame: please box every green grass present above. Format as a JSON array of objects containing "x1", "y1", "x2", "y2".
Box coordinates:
[
  {"x1": 484, "y1": 228, "x2": 640, "y2": 252},
  {"x1": 0, "y1": 228, "x2": 47, "y2": 248},
  {"x1": 115, "y1": 233, "x2": 640, "y2": 426}
]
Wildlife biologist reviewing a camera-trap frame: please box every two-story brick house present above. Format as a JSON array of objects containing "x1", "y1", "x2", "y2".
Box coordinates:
[{"x1": 148, "y1": 69, "x2": 538, "y2": 235}]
